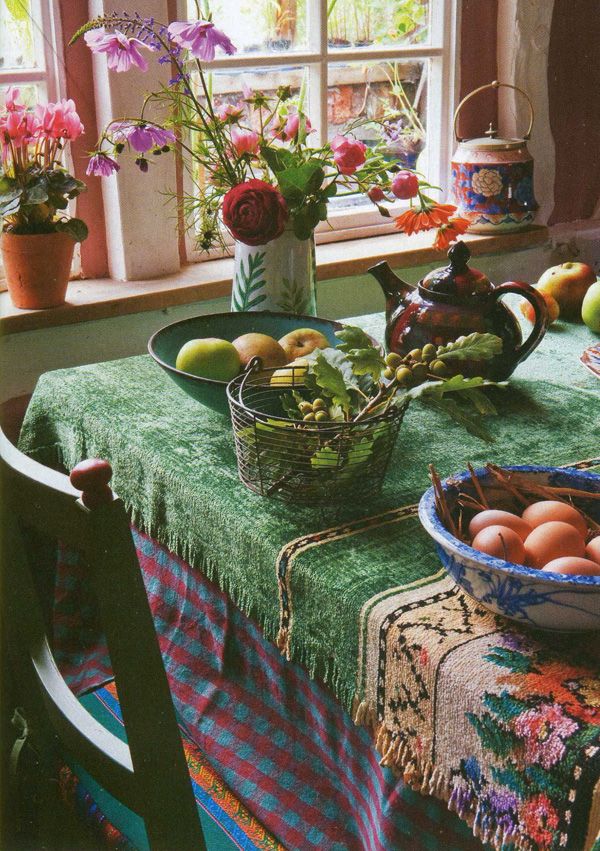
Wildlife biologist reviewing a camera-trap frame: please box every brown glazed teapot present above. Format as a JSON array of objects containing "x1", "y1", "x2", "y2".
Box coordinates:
[{"x1": 369, "y1": 242, "x2": 549, "y2": 380}]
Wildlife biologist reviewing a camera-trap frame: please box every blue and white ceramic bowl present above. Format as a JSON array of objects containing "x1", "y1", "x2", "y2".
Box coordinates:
[{"x1": 419, "y1": 465, "x2": 600, "y2": 631}]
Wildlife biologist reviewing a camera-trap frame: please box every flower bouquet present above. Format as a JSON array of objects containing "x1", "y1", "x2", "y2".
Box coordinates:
[
  {"x1": 74, "y1": 9, "x2": 468, "y2": 312},
  {"x1": 0, "y1": 88, "x2": 87, "y2": 308}
]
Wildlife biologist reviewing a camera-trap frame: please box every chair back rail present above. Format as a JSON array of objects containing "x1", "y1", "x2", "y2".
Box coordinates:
[{"x1": 0, "y1": 428, "x2": 207, "y2": 851}]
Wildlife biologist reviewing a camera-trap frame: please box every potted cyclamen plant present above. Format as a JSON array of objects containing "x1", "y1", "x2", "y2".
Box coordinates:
[
  {"x1": 0, "y1": 88, "x2": 88, "y2": 309},
  {"x1": 74, "y1": 11, "x2": 468, "y2": 315}
]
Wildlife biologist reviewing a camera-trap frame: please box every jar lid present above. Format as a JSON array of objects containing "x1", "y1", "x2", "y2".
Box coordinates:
[{"x1": 459, "y1": 136, "x2": 526, "y2": 151}]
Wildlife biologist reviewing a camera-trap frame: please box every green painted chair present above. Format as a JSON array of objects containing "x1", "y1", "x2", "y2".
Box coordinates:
[{"x1": 0, "y1": 426, "x2": 223, "y2": 850}]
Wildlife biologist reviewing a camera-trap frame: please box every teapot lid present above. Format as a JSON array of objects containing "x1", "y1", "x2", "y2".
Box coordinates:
[{"x1": 421, "y1": 242, "x2": 492, "y2": 299}]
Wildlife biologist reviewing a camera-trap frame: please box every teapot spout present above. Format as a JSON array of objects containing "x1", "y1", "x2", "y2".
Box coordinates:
[{"x1": 368, "y1": 261, "x2": 415, "y2": 312}]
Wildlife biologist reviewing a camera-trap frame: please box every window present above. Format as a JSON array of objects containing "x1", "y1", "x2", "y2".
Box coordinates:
[{"x1": 183, "y1": 0, "x2": 457, "y2": 259}]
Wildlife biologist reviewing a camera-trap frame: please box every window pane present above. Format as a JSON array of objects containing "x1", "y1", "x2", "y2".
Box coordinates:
[
  {"x1": 186, "y1": 0, "x2": 308, "y2": 55},
  {"x1": 0, "y1": 0, "x2": 40, "y2": 70},
  {"x1": 327, "y1": 0, "x2": 429, "y2": 48},
  {"x1": 0, "y1": 82, "x2": 44, "y2": 107}
]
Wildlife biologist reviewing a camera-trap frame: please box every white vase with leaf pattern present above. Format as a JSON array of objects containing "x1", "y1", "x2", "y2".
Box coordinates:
[{"x1": 231, "y1": 226, "x2": 316, "y2": 315}]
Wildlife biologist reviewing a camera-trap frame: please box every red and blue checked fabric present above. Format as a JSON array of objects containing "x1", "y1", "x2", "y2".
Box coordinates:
[{"x1": 53, "y1": 529, "x2": 488, "y2": 851}]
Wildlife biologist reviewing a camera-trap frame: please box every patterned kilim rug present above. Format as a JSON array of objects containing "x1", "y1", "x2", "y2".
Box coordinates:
[{"x1": 18, "y1": 314, "x2": 600, "y2": 850}]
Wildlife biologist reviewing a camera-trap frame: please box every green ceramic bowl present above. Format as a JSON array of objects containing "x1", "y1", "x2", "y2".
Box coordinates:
[{"x1": 148, "y1": 311, "x2": 378, "y2": 415}]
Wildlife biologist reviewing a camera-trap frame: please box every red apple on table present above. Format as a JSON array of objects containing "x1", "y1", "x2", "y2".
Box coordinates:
[
  {"x1": 520, "y1": 290, "x2": 560, "y2": 324},
  {"x1": 536, "y1": 262, "x2": 596, "y2": 320}
]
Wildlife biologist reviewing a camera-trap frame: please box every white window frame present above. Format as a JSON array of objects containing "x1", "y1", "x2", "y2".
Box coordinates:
[
  {"x1": 182, "y1": 0, "x2": 459, "y2": 262},
  {"x1": 0, "y1": 0, "x2": 65, "y2": 103}
]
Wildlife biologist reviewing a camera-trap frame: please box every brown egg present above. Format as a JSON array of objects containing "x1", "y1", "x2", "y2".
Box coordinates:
[
  {"x1": 542, "y1": 557, "x2": 600, "y2": 576},
  {"x1": 585, "y1": 536, "x2": 600, "y2": 565},
  {"x1": 468, "y1": 510, "x2": 532, "y2": 542},
  {"x1": 524, "y1": 521, "x2": 586, "y2": 569},
  {"x1": 471, "y1": 525, "x2": 525, "y2": 563},
  {"x1": 521, "y1": 500, "x2": 588, "y2": 538}
]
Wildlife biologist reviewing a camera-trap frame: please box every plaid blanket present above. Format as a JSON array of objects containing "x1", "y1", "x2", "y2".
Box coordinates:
[{"x1": 54, "y1": 529, "x2": 487, "y2": 851}]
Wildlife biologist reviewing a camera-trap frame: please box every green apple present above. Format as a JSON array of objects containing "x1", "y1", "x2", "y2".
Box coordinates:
[
  {"x1": 175, "y1": 338, "x2": 241, "y2": 381},
  {"x1": 581, "y1": 281, "x2": 600, "y2": 333}
]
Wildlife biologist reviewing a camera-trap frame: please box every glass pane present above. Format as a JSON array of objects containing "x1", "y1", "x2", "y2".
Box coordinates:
[
  {"x1": 186, "y1": 0, "x2": 308, "y2": 55},
  {"x1": 327, "y1": 0, "x2": 430, "y2": 48},
  {"x1": 0, "y1": 0, "x2": 40, "y2": 71},
  {"x1": 0, "y1": 82, "x2": 44, "y2": 108}
]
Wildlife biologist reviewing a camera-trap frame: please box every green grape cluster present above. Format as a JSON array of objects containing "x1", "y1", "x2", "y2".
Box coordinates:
[
  {"x1": 383, "y1": 343, "x2": 450, "y2": 388},
  {"x1": 298, "y1": 397, "x2": 329, "y2": 422}
]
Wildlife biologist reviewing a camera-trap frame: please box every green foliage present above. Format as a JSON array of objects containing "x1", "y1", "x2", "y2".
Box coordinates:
[
  {"x1": 435, "y1": 333, "x2": 504, "y2": 362},
  {"x1": 483, "y1": 690, "x2": 529, "y2": 720},
  {"x1": 56, "y1": 218, "x2": 89, "y2": 242},
  {"x1": 484, "y1": 647, "x2": 536, "y2": 674},
  {"x1": 306, "y1": 350, "x2": 355, "y2": 413},
  {"x1": 467, "y1": 711, "x2": 520, "y2": 760},
  {"x1": 0, "y1": 168, "x2": 88, "y2": 239},
  {"x1": 232, "y1": 252, "x2": 267, "y2": 311},
  {"x1": 335, "y1": 326, "x2": 378, "y2": 352}
]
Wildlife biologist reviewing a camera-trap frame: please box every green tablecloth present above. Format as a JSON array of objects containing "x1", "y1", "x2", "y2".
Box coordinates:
[{"x1": 18, "y1": 315, "x2": 600, "y2": 709}]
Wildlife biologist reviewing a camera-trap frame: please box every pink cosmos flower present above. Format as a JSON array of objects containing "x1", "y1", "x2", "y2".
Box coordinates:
[
  {"x1": 112, "y1": 122, "x2": 176, "y2": 153},
  {"x1": 513, "y1": 702, "x2": 578, "y2": 769},
  {"x1": 167, "y1": 20, "x2": 236, "y2": 62},
  {"x1": 86, "y1": 153, "x2": 120, "y2": 177},
  {"x1": 84, "y1": 29, "x2": 155, "y2": 73},
  {"x1": 330, "y1": 134, "x2": 367, "y2": 175},
  {"x1": 35, "y1": 99, "x2": 84, "y2": 141},
  {"x1": 216, "y1": 103, "x2": 244, "y2": 123},
  {"x1": 230, "y1": 126, "x2": 259, "y2": 156},
  {"x1": 4, "y1": 86, "x2": 26, "y2": 112},
  {"x1": 272, "y1": 111, "x2": 313, "y2": 142}
]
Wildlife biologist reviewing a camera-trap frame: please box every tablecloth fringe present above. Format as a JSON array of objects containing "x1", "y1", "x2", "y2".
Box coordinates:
[{"x1": 354, "y1": 698, "x2": 530, "y2": 851}]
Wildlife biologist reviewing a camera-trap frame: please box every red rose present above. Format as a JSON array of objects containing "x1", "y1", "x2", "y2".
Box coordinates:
[
  {"x1": 330, "y1": 134, "x2": 367, "y2": 175},
  {"x1": 222, "y1": 179, "x2": 289, "y2": 246},
  {"x1": 391, "y1": 171, "x2": 419, "y2": 200}
]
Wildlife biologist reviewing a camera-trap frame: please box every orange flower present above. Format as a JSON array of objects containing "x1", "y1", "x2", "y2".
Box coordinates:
[
  {"x1": 433, "y1": 216, "x2": 471, "y2": 251},
  {"x1": 394, "y1": 203, "x2": 457, "y2": 236}
]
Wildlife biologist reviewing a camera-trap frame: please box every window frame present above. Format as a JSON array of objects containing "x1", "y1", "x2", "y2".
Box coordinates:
[
  {"x1": 181, "y1": 0, "x2": 459, "y2": 263},
  {"x1": 0, "y1": 0, "x2": 64, "y2": 103}
]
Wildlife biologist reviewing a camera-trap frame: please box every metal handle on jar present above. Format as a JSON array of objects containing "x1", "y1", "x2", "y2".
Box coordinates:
[{"x1": 453, "y1": 80, "x2": 535, "y2": 142}]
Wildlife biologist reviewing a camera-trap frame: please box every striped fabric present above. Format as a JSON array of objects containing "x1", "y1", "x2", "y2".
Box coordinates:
[{"x1": 54, "y1": 529, "x2": 487, "y2": 851}]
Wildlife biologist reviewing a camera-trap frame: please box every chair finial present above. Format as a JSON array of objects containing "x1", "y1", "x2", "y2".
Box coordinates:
[{"x1": 70, "y1": 459, "x2": 113, "y2": 508}]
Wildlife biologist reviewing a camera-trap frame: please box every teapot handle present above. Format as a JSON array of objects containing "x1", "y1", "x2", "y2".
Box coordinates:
[
  {"x1": 490, "y1": 282, "x2": 549, "y2": 371},
  {"x1": 453, "y1": 81, "x2": 535, "y2": 142}
]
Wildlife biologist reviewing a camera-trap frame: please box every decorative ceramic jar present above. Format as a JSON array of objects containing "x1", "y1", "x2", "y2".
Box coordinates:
[
  {"x1": 231, "y1": 227, "x2": 316, "y2": 315},
  {"x1": 1, "y1": 231, "x2": 74, "y2": 309},
  {"x1": 451, "y1": 81, "x2": 538, "y2": 233}
]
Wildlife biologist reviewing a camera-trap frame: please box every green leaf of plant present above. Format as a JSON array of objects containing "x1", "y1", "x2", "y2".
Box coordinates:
[
  {"x1": 0, "y1": 182, "x2": 23, "y2": 216},
  {"x1": 435, "y1": 332, "x2": 503, "y2": 362},
  {"x1": 346, "y1": 347, "x2": 386, "y2": 380},
  {"x1": 423, "y1": 396, "x2": 495, "y2": 443},
  {"x1": 55, "y1": 218, "x2": 88, "y2": 242},
  {"x1": 260, "y1": 145, "x2": 294, "y2": 175},
  {"x1": 311, "y1": 445, "x2": 339, "y2": 469},
  {"x1": 307, "y1": 350, "x2": 355, "y2": 413},
  {"x1": 278, "y1": 161, "x2": 325, "y2": 204},
  {"x1": 23, "y1": 181, "x2": 49, "y2": 205},
  {"x1": 292, "y1": 206, "x2": 317, "y2": 240},
  {"x1": 335, "y1": 325, "x2": 377, "y2": 353},
  {"x1": 323, "y1": 182, "x2": 338, "y2": 198}
]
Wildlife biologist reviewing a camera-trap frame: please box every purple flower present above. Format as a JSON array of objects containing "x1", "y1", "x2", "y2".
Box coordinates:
[
  {"x1": 111, "y1": 122, "x2": 176, "y2": 153},
  {"x1": 167, "y1": 20, "x2": 236, "y2": 61},
  {"x1": 84, "y1": 28, "x2": 156, "y2": 73},
  {"x1": 86, "y1": 153, "x2": 120, "y2": 177}
]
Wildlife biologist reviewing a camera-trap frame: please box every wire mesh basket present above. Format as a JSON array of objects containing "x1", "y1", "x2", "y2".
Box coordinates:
[{"x1": 226, "y1": 360, "x2": 406, "y2": 505}]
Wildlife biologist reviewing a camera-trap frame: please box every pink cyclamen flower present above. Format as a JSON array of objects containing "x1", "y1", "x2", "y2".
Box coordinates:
[
  {"x1": 330, "y1": 134, "x2": 367, "y2": 175},
  {"x1": 368, "y1": 186, "x2": 386, "y2": 202},
  {"x1": 216, "y1": 103, "x2": 244, "y2": 123},
  {"x1": 167, "y1": 20, "x2": 236, "y2": 61},
  {"x1": 86, "y1": 153, "x2": 120, "y2": 177},
  {"x1": 36, "y1": 99, "x2": 84, "y2": 141},
  {"x1": 1, "y1": 110, "x2": 29, "y2": 142},
  {"x1": 4, "y1": 86, "x2": 26, "y2": 112},
  {"x1": 230, "y1": 127, "x2": 259, "y2": 156},
  {"x1": 84, "y1": 29, "x2": 155, "y2": 73},
  {"x1": 114, "y1": 123, "x2": 176, "y2": 153}
]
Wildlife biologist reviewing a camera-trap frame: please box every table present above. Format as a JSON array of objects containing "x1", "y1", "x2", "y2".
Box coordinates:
[{"x1": 19, "y1": 314, "x2": 600, "y2": 851}]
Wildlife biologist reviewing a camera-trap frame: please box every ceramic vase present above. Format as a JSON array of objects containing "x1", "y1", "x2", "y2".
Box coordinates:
[
  {"x1": 231, "y1": 228, "x2": 316, "y2": 315},
  {"x1": 1, "y1": 230, "x2": 74, "y2": 309}
]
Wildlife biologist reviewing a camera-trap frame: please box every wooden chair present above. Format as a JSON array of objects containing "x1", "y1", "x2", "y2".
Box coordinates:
[{"x1": 0, "y1": 425, "x2": 208, "y2": 850}]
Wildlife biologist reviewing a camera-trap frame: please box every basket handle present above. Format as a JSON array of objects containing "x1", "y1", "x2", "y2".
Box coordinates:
[
  {"x1": 453, "y1": 80, "x2": 534, "y2": 143},
  {"x1": 237, "y1": 356, "x2": 263, "y2": 404}
]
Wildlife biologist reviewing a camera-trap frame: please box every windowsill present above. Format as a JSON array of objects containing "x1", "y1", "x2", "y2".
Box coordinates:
[{"x1": 0, "y1": 226, "x2": 549, "y2": 335}]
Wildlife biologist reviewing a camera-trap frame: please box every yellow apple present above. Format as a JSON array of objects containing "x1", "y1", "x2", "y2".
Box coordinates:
[
  {"x1": 175, "y1": 338, "x2": 241, "y2": 381},
  {"x1": 519, "y1": 290, "x2": 560, "y2": 324},
  {"x1": 270, "y1": 358, "x2": 309, "y2": 387},
  {"x1": 581, "y1": 280, "x2": 600, "y2": 332},
  {"x1": 278, "y1": 328, "x2": 330, "y2": 361},
  {"x1": 232, "y1": 333, "x2": 288, "y2": 369},
  {"x1": 536, "y1": 262, "x2": 596, "y2": 320}
]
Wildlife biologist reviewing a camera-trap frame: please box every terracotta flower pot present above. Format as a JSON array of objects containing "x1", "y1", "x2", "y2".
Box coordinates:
[{"x1": 1, "y1": 230, "x2": 75, "y2": 309}]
